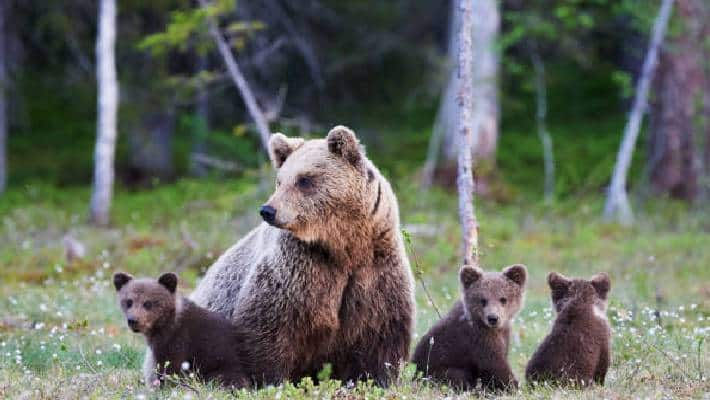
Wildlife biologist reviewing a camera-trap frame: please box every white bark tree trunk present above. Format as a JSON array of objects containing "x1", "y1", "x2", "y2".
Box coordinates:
[
  {"x1": 469, "y1": 0, "x2": 499, "y2": 165},
  {"x1": 604, "y1": 0, "x2": 674, "y2": 224},
  {"x1": 422, "y1": 0, "x2": 499, "y2": 189},
  {"x1": 0, "y1": 0, "x2": 6, "y2": 194},
  {"x1": 531, "y1": 49, "x2": 555, "y2": 203},
  {"x1": 456, "y1": 0, "x2": 479, "y2": 267},
  {"x1": 199, "y1": 0, "x2": 270, "y2": 153},
  {"x1": 90, "y1": 0, "x2": 119, "y2": 226}
]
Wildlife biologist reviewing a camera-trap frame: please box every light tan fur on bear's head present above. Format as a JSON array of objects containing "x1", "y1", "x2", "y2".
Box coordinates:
[
  {"x1": 548, "y1": 272, "x2": 610, "y2": 319},
  {"x1": 263, "y1": 126, "x2": 393, "y2": 262},
  {"x1": 459, "y1": 264, "x2": 527, "y2": 329},
  {"x1": 113, "y1": 272, "x2": 179, "y2": 336}
]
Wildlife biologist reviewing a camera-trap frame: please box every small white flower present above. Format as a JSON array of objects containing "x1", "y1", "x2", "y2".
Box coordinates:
[
  {"x1": 95, "y1": 349, "x2": 102, "y2": 355},
  {"x1": 181, "y1": 361, "x2": 190, "y2": 371},
  {"x1": 97, "y1": 360, "x2": 103, "y2": 366}
]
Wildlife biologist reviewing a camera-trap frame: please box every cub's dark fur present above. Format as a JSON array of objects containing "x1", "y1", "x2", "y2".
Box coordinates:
[
  {"x1": 113, "y1": 272, "x2": 251, "y2": 388},
  {"x1": 412, "y1": 264, "x2": 527, "y2": 391},
  {"x1": 525, "y1": 272, "x2": 612, "y2": 387}
]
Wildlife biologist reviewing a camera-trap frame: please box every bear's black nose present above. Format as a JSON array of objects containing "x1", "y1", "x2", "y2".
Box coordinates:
[
  {"x1": 127, "y1": 318, "x2": 138, "y2": 328},
  {"x1": 260, "y1": 205, "x2": 277, "y2": 224},
  {"x1": 487, "y1": 315, "x2": 499, "y2": 326}
]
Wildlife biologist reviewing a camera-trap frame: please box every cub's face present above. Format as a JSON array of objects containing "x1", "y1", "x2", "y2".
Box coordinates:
[
  {"x1": 113, "y1": 272, "x2": 178, "y2": 335},
  {"x1": 548, "y1": 272, "x2": 610, "y2": 316},
  {"x1": 260, "y1": 126, "x2": 370, "y2": 242},
  {"x1": 459, "y1": 264, "x2": 527, "y2": 329}
]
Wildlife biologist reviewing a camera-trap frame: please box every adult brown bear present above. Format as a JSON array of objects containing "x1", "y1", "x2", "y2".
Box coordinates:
[{"x1": 142, "y1": 126, "x2": 415, "y2": 387}]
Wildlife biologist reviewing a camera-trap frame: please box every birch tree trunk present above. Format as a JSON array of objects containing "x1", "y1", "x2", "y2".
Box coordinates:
[
  {"x1": 469, "y1": 0, "x2": 499, "y2": 168},
  {"x1": 531, "y1": 49, "x2": 555, "y2": 203},
  {"x1": 603, "y1": 0, "x2": 674, "y2": 224},
  {"x1": 423, "y1": 0, "x2": 499, "y2": 190},
  {"x1": 0, "y1": 0, "x2": 6, "y2": 194},
  {"x1": 456, "y1": 0, "x2": 479, "y2": 267},
  {"x1": 90, "y1": 0, "x2": 119, "y2": 226},
  {"x1": 199, "y1": 0, "x2": 270, "y2": 153}
]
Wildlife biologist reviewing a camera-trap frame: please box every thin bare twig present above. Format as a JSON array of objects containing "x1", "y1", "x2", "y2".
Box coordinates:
[{"x1": 402, "y1": 229, "x2": 442, "y2": 319}]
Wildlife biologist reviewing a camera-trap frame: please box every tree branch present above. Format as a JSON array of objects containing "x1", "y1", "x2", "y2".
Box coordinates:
[{"x1": 198, "y1": 0, "x2": 271, "y2": 153}]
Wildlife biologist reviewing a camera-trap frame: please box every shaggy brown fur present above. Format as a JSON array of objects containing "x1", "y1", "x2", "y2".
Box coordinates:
[
  {"x1": 412, "y1": 264, "x2": 527, "y2": 391},
  {"x1": 141, "y1": 126, "x2": 415, "y2": 387},
  {"x1": 525, "y1": 272, "x2": 612, "y2": 387},
  {"x1": 114, "y1": 272, "x2": 250, "y2": 389}
]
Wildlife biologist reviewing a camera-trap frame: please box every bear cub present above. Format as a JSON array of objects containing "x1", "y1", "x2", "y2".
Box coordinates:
[
  {"x1": 113, "y1": 272, "x2": 251, "y2": 388},
  {"x1": 412, "y1": 264, "x2": 527, "y2": 391},
  {"x1": 525, "y1": 272, "x2": 612, "y2": 387}
]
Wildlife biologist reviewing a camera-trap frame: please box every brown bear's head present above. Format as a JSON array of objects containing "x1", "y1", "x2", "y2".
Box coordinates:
[
  {"x1": 547, "y1": 272, "x2": 610, "y2": 318},
  {"x1": 261, "y1": 126, "x2": 375, "y2": 244},
  {"x1": 113, "y1": 272, "x2": 178, "y2": 336},
  {"x1": 459, "y1": 264, "x2": 527, "y2": 329}
]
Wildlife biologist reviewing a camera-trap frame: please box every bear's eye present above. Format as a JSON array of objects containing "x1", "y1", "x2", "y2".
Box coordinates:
[
  {"x1": 125, "y1": 299, "x2": 133, "y2": 308},
  {"x1": 500, "y1": 297, "x2": 507, "y2": 305},
  {"x1": 296, "y1": 176, "x2": 313, "y2": 190},
  {"x1": 480, "y1": 299, "x2": 487, "y2": 307},
  {"x1": 143, "y1": 301, "x2": 153, "y2": 310}
]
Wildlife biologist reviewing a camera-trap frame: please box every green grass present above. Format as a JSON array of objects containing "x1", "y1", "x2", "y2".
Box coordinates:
[{"x1": 0, "y1": 178, "x2": 708, "y2": 399}]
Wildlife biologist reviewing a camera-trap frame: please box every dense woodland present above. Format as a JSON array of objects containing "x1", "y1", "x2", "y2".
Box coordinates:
[
  {"x1": 0, "y1": 1, "x2": 708, "y2": 399},
  {"x1": 1, "y1": 0, "x2": 707, "y2": 208}
]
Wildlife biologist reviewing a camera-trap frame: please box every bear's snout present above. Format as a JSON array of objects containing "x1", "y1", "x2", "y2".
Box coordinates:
[
  {"x1": 486, "y1": 314, "x2": 499, "y2": 327},
  {"x1": 259, "y1": 205, "x2": 277, "y2": 225},
  {"x1": 127, "y1": 317, "x2": 140, "y2": 332}
]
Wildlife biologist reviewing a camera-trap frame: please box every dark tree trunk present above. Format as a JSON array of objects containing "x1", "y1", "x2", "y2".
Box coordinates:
[
  {"x1": 127, "y1": 110, "x2": 175, "y2": 186},
  {"x1": 648, "y1": 0, "x2": 705, "y2": 201},
  {"x1": 190, "y1": 53, "x2": 210, "y2": 177}
]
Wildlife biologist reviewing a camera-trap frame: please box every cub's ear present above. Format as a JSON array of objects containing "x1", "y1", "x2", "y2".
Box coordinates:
[
  {"x1": 547, "y1": 272, "x2": 571, "y2": 290},
  {"x1": 503, "y1": 264, "x2": 527, "y2": 287},
  {"x1": 590, "y1": 272, "x2": 611, "y2": 299},
  {"x1": 326, "y1": 125, "x2": 363, "y2": 169},
  {"x1": 158, "y1": 272, "x2": 178, "y2": 294},
  {"x1": 459, "y1": 265, "x2": 483, "y2": 288},
  {"x1": 113, "y1": 272, "x2": 133, "y2": 292},
  {"x1": 269, "y1": 133, "x2": 304, "y2": 169}
]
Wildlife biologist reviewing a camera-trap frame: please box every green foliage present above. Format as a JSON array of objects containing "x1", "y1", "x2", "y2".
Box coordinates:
[{"x1": 138, "y1": 0, "x2": 262, "y2": 56}]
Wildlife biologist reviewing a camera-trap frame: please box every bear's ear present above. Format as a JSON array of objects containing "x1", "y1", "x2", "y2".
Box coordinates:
[
  {"x1": 326, "y1": 125, "x2": 363, "y2": 169},
  {"x1": 158, "y1": 272, "x2": 178, "y2": 294},
  {"x1": 459, "y1": 265, "x2": 483, "y2": 288},
  {"x1": 269, "y1": 133, "x2": 304, "y2": 169},
  {"x1": 113, "y1": 272, "x2": 133, "y2": 292},
  {"x1": 590, "y1": 272, "x2": 610, "y2": 299},
  {"x1": 547, "y1": 272, "x2": 571, "y2": 291},
  {"x1": 503, "y1": 264, "x2": 527, "y2": 287}
]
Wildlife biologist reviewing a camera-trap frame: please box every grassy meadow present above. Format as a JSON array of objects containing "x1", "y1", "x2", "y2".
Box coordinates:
[{"x1": 0, "y1": 175, "x2": 708, "y2": 399}]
